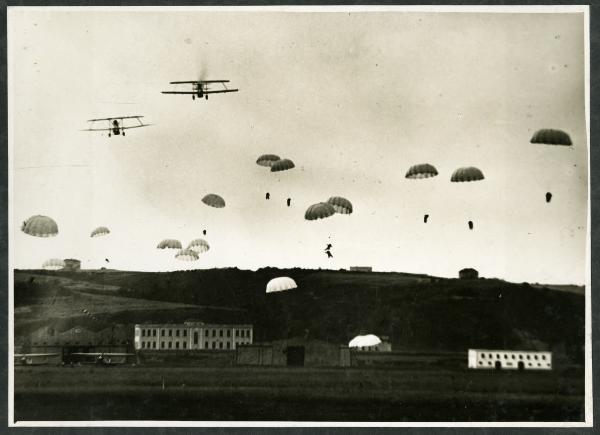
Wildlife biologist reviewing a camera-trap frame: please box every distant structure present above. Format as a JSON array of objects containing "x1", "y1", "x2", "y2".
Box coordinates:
[
  {"x1": 468, "y1": 349, "x2": 552, "y2": 370},
  {"x1": 62, "y1": 259, "x2": 81, "y2": 272},
  {"x1": 459, "y1": 268, "x2": 479, "y2": 280},
  {"x1": 349, "y1": 266, "x2": 372, "y2": 273},
  {"x1": 351, "y1": 335, "x2": 392, "y2": 352},
  {"x1": 135, "y1": 322, "x2": 253, "y2": 351}
]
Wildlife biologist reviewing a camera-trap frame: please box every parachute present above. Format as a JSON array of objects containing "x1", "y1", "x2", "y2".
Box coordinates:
[
  {"x1": 405, "y1": 163, "x2": 438, "y2": 179},
  {"x1": 256, "y1": 154, "x2": 281, "y2": 167},
  {"x1": 157, "y1": 239, "x2": 182, "y2": 249},
  {"x1": 90, "y1": 226, "x2": 110, "y2": 238},
  {"x1": 42, "y1": 258, "x2": 65, "y2": 271},
  {"x1": 202, "y1": 194, "x2": 226, "y2": 208},
  {"x1": 348, "y1": 334, "x2": 382, "y2": 348},
  {"x1": 187, "y1": 238, "x2": 210, "y2": 253},
  {"x1": 530, "y1": 129, "x2": 572, "y2": 146},
  {"x1": 175, "y1": 249, "x2": 199, "y2": 261},
  {"x1": 305, "y1": 202, "x2": 336, "y2": 221},
  {"x1": 266, "y1": 277, "x2": 298, "y2": 293},
  {"x1": 450, "y1": 167, "x2": 485, "y2": 182},
  {"x1": 271, "y1": 158, "x2": 295, "y2": 172},
  {"x1": 327, "y1": 196, "x2": 353, "y2": 214},
  {"x1": 21, "y1": 215, "x2": 58, "y2": 237}
]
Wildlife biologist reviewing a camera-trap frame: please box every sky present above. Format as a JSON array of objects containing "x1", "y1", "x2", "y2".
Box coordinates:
[{"x1": 8, "y1": 8, "x2": 589, "y2": 284}]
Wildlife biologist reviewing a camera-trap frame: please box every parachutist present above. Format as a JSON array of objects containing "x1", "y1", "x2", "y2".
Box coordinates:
[
  {"x1": 326, "y1": 251, "x2": 333, "y2": 259},
  {"x1": 266, "y1": 192, "x2": 270, "y2": 200},
  {"x1": 468, "y1": 221, "x2": 474, "y2": 230},
  {"x1": 424, "y1": 214, "x2": 429, "y2": 223},
  {"x1": 203, "y1": 230, "x2": 207, "y2": 235},
  {"x1": 325, "y1": 244, "x2": 333, "y2": 251},
  {"x1": 287, "y1": 198, "x2": 291, "y2": 207},
  {"x1": 546, "y1": 192, "x2": 552, "y2": 203}
]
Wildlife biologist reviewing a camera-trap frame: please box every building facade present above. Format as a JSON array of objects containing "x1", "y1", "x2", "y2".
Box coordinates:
[
  {"x1": 349, "y1": 266, "x2": 372, "y2": 272},
  {"x1": 468, "y1": 349, "x2": 552, "y2": 370},
  {"x1": 134, "y1": 322, "x2": 253, "y2": 351}
]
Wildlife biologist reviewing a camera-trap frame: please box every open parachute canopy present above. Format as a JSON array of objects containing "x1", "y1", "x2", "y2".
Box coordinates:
[
  {"x1": 42, "y1": 258, "x2": 65, "y2": 271},
  {"x1": 90, "y1": 226, "x2": 110, "y2": 238},
  {"x1": 175, "y1": 249, "x2": 199, "y2": 261},
  {"x1": 305, "y1": 202, "x2": 336, "y2": 221},
  {"x1": 157, "y1": 239, "x2": 182, "y2": 250},
  {"x1": 21, "y1": 215, "x2": 58, "y2": 237},
  {"x1": 270, "y1": 158, "x2": 295, "y2": 172},
  {"x1": 202, "y1": 193, "x2": 226, "y2": 208},
  {"x1": 530, "y1": 129, "x2": 572, "y2": 146},
  {"x1": 256, "y1": 154, "x2": 281, "y2": 167},
  {"x1": 405, "y1": 163, "x2": 438, "y2": 179},
  {"x1": 327, "y1": 196, "x2": 353, "y2": 214},
  {"x1": 450, "y1": 167, "x2": 485, "y2": 182},
  {"x1": 187, "y1": 238, "x2": 210, "y2": 253},
  {"x1": 348, "y1": 334, "x2": 382, "y2": 348},
  {"x1": 266, "y1": 277, "x2": 298, "y2": 293}
]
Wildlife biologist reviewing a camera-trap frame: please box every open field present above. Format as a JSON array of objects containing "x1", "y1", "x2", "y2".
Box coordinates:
[{"x1": 13, "y1": 365, "x2": 584, "y2": 422}]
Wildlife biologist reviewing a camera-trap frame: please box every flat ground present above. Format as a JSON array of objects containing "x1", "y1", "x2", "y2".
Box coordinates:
[{"x1": 13, "y1": 365, "x2": 584, "y2": 422}]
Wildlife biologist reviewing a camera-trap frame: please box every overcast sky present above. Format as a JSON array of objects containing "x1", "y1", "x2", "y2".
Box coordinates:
[{"x1": 9, "y1": 8, "x2": 588, "y2": 284}]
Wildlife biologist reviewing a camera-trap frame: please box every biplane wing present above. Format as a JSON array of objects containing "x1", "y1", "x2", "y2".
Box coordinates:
[
  {"x1": 87, "y1": 115, "x2": 144, "y2": 122},
  {"x1": 71, "y1": 353, "x2": 135, "y2": 356},
  {"x1": 81, "y1": 115, "x2": 151, "y2": 132},
  {"x1": 204, "y1": 89, "x2": 239, "y2": 94},
  {"x1": 82, "y1": 124, "x2": 152, "y2": 131},
  {"x1": 169, "y1": 80, "x2": 230, "y2": 84},
  {"x1": 15, "y1": 353, "x2": 60, "y2": 357}
]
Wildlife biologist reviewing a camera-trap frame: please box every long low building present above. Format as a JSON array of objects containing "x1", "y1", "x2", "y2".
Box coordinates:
[
  {"x1": 468, "y1": 349, "x2": 552, "y2": 370},
  {"x1": 134, "y1": 321, "x2": 253, "y2": 351}
]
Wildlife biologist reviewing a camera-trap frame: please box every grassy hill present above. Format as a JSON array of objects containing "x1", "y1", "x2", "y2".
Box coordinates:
[{"x1": 14, "y1": 268, "x2": 584, "y2": 362}]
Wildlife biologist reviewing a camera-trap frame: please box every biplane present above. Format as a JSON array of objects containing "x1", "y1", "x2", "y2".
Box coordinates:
[
  {"x1": 14, "y1": 353, "x2": 61, "y2": 365},
  {"x1": 161, "y1": 80, "x2": 239, "y2": 100},
  {"x1": 70, "y1": 352, "x2": 135, "y2": 366},
  {"x1": 83, "y1": 116, "x2": 151, "y2": 137}
]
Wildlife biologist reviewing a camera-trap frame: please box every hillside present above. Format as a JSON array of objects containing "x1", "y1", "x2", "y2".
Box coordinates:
[{"x1": 13, "y1": 268, "x2": 585, "y2": 362}]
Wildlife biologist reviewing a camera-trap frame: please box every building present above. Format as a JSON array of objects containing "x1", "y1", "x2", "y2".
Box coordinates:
[
  {"x1": 349, "y1": 266, "x2": 372, "y2": 273},
  {"x1": 236, "y1": 337, "x2": 351, "y2": 367},
  {"x1": 468, "y1": 349, "x2": 552, "y2": 370},
  {"x1": 63, "y1": 258, "x2": 81, "y2": 272},
  {"x1": 134, "y1": 321, "x2": 253, "y2": 351},
  {"x1": 459, "y1": 268, "x2": 479, "y2": 279},
  {"x1": 352, "y1": 335, "x2": 392, "y2": 352}
]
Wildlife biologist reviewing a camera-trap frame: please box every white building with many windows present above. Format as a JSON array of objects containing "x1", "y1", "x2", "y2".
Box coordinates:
[
  {"x1": 468, "y1": 349, "x2": 552, "y2": 370},
  {"x1": 134, "y1": 322, "x2": 253, "y2": 351}
]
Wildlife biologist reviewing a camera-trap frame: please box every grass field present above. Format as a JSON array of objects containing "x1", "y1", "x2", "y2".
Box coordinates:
[{"x1": 13, "y1": 365, "x2": 585, "y2": 422}]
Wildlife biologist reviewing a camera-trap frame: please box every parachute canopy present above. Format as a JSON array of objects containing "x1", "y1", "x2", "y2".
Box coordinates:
[
  {"x1": 530, "y1": 129, "x2": 572, "y2": 146},
  {"x1": 91, "y1": 226, "x2": 110, "y2": 238},
  {"x1": 157, "y1": 239, "x2": 182, "y2": 250},
  {"x1": 271, "y1": 158, "x2": 295, "y2": 172},
  {"x1": 21, "y1": 215, "x2": 58, "y2": 237},
  {"x1": 256, "y1": 154, "x2": 281, "y2": 167},
  {"x1": 327, "y1": 196, "x2": 353, "y2": 214},
  {"x1": 202, "y1": 194, "x2": 226, "y2": 208},
  {"x1": 348, "y1": 334, "x2": 382, "y2": 348},
  {"x1": 42, "y1": 258, "x2": 65, "y2": 271},
  {"x1": 187, "y1": 238, "x2": 210, "y2": 253},
  {"x1": 305, "y1": 202, "x2": 336, "y2": 221},
  {"x1": 266, "y1": 277, "x2": 298, "y2": 293},
  {"x1": 175, "y1": 249, "x2": 199, "y2": 261},
  {"x1": 405, "y1": 163, "x2": 438, "y2": 179},
  {"x1": 450, "y1": 167, "x2": 485, "y2": 182}
]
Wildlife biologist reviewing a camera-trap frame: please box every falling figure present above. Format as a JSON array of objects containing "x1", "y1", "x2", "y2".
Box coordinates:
[
  {"x1": 546, "y1": 192, "x2": 552, "y2": 203},
  {"x1": 203, "y1": 230, "x2": 207, "y2": 235},
  {"x1": 424, "y1": 214, "x2": 429, "y2": 223},
  {"x1": 468, "y1": 221, "x2": 474, "y2": 230},
  {"x1": 105, "y1": 258, "x2": 109, "y2": 263},
  {"x1": 287, "y1": 198, "x2": 291, "y2": 207},
  {"x1": 326, "y1": 250, "x2": 333, "y2": 259},
  {"x1": 325, "y1": 244, "x2": 333, "y2": 251},
  {"x1": 266, "y1": 192, "x2": 270, "y2": 200}
]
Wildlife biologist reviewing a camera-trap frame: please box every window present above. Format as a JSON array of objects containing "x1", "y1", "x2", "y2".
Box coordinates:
[
  {"x1": 153, "y1": 330, "x2": 156, "y2": 337},
  {"x1": 183, "y1": 341, "x2": 187, "y2": 349},
  {"x1": 534, "y1": 355, "x2": 538, "y2": 360},
  {"x1": 481, "y1": 353, "x2": 486, "y2": 359},
  {"x1": 503, "y1": 354, "x2": 507, "y2": 359},
  {"x1": 183, "y1": 330, "x2": 187, "y2": 337},
  {"x1": 161, "y1": 330, "x2": 165, "y2": 337},
  {"x1": 175, "y1": 342, "x2": 179, "y2": 349},
  {"x1": 161, "y1": 342, "x2": 165, "y2": 349},
  {"x1": 511, "y1": 355, "x2": 515, "y2": 359},
  {"x1": 176, "y1": 329, "x2": 180, "y2": 337},
  {"x1": 205, "y1": 330, "x2": 209, "y2": 337},
  {"x1": 142, "y1": 329, "x2": 146, "y2": 337},
  {"x1": 227, "y1": 342, "x2": 230, "y2": 349},
  {"x1": 496, "y1": 354, "x2": 499, "y2": 359},
  {"x1": 526, "y1": 355, "x2": 530, "y2": 360},
  {"x1": 220, "y1": 330, "x2": 223, "y2": 337},
  {"x1": 212, "y1": 342, "x2": 216, "y2": 349},
  {"x1": 152, "y1": 342, "x2": 156, "y2": 349},
  {"x1": 169, "y1": 330, "x2": 172, "y2": 337},
  {"x1": 168, "y1": 342, "x2": 172, "y2": 349},
  {"x1": 212, "y1": 330, "x2": 216, "y2": 337},
  {"x1": 194, "y1": 332, "x2": 199, "y2": 345},
  {"x1": 219, "y1": 342, "x2": 223, "y2": 349},
  {"x1": 227, "y1": 330, "x2": 231, "y2": 337},
  {"x1": 519, "y1": 354, "x2": 523, "y2": 360},
  {"x1": 236, "y1": 330, "x2": 239, "y2": 337},
  {"x1": 542, "y1": 355, "x2": 546, "y2": 360}
]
